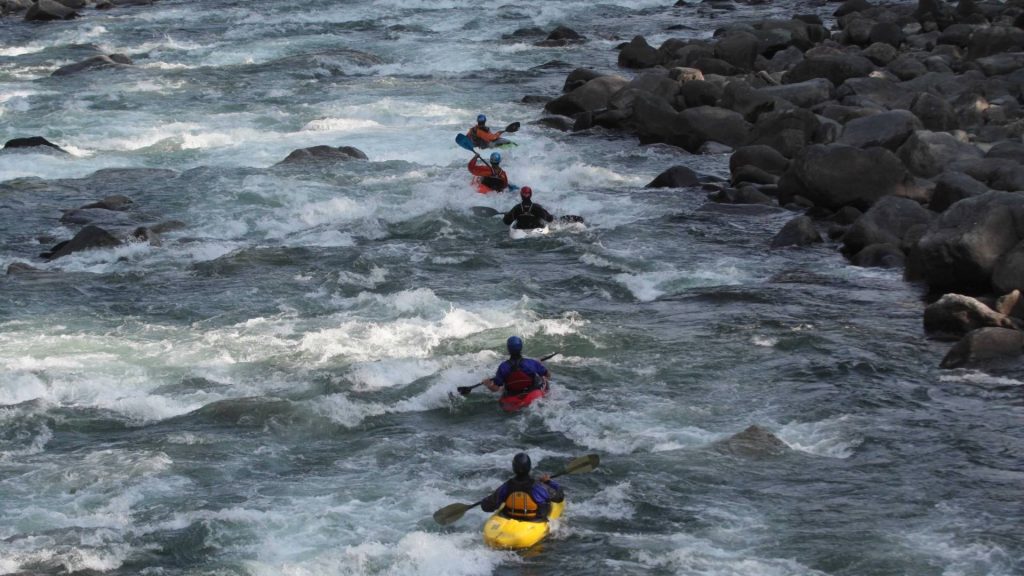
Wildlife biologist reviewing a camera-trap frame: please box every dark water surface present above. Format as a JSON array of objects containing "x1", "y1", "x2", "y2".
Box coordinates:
[{"x1": 1, "y1": 1, "x2": 1022, "y2": 574}]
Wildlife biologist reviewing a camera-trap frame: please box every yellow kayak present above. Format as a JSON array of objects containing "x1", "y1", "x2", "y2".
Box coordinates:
[{"x1": 482, "y1": 500, "x2": 564, "y2": 549}]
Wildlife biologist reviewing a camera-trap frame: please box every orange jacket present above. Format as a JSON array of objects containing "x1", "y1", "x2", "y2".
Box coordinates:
[
  {"x1": 468, "y1": 157, "x2": 509, "y2": 190},
  {"x1": 467, "y1": 125, "x2": 501, "y2": 147}
]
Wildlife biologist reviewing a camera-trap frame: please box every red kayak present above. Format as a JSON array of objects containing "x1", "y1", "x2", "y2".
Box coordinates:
[
  {"x1": 471, "y1": 176, "x2": 507, "y2": 194},
  {"x1": 498, "y1": 384, "x2": 549, "y2": 412}
]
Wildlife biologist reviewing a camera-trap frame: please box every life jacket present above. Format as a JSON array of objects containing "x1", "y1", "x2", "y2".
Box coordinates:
[
  {"x1": 504, "y1": 358, "x2": 540, "y2": 395},
  {"x1": 503, "y1": 478, "x2": 541, "y2": 519},
  {"x1": 480, "y1": 170, "x2": 507, "y2": 191},
  {"x1": 468, "y1": 125, "x2": 492, "y2": 147}
]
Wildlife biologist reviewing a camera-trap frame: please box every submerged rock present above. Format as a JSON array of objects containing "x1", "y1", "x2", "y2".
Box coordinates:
[
  {"x1": 646, "y1": 166, "x2": 701, "y2": 188},
  {"x1": 940, "y1": 327, "x2": 1024, "y2": 368},
  {"x1": 3, "y1": 136, "x2": 67, "y2": 154},
  {"x1": 40, "y1": 225, "x2": 122, "y2": 261},
  {"x1": 276, "y1": 145, "x2": 368, "y2": 165},
  {"x1": 51, "y1": 53, "x2": 132, "y2": 76}
]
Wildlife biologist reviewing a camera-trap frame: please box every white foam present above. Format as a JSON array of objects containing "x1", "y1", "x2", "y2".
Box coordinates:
[
  {"x1": 630, "y1": 531, "x2": 829, "y2": 576},
  {"x1": 938, "y1": 371, "x2": 1022, "y2": 386},
  {"x1": 303, "y1": 117, "x2": 384, "y2": 132},
  {"x1": 752, "y1": 335, "x2": 778, "y2": 347},
  {"x1": 776, "y1": 415, "x2": 861, "y2": 459},
  {"x1": 572, "y1": 482, "x2": 636, "y2": 520}
]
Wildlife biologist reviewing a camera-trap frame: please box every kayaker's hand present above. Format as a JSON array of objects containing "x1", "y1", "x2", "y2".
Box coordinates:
[{"x1": 540, "y1": 474, "x2": 551, "y2": 483}]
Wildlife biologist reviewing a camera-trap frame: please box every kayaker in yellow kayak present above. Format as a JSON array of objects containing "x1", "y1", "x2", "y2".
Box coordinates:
[{"x1": 479, "y1": 452, "x2": 564, "y2": 521}]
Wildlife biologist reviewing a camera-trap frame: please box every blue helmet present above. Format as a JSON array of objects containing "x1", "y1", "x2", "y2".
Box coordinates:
[
  {"x1": 506, "y1": 335, "x2": 523, "y2": 354},
  {"x1": 490, "y1": 152, "x2": 501, "y2": 165},
  {"x1": 477, "y1": 114, "x2": 487, "y2": 124}
]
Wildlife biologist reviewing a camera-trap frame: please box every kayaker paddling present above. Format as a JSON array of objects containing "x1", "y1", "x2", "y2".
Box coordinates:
[
  {"x1": 468, "y1": 151, "x2": 510, "y2": 192},
  {"x1": 480, "y1": 336, "x2": 550, "y2": 406},
  {"x1": 503, "y1": 186, "x2": 554, "y2": 230},
  {"x1": 466, "y1": 114, "x2": 513, "y2": 149},
  {"x1": 480, "y1": 452, "x2": 564, "y2": 522}
]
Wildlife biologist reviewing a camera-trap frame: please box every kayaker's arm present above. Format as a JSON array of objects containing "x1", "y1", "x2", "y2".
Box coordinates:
[
  {"x1": 502, "y1": 205, "x2": 519, "y2": 226},
  {"x1": 540, "y1": 476, "x2": 564, "y2": 503},
  {"x1": 481, "y1": 378, "x2": 501, "y2": 392},
  {"x1": 480, "y1": 484, "x2": 506, "y2": 513}
]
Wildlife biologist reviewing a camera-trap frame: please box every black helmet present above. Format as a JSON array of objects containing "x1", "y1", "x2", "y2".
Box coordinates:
[{"x1": 512, "y1": 452, "x2": 531, "y2": 477}]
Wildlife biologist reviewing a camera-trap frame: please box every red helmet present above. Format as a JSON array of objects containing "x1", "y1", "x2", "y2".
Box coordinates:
[{"x1": 520, "y1": 186, "x2": 532, "y2": 200}]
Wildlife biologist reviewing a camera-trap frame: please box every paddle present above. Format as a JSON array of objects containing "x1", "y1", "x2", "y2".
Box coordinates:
[
  {"x1": 456, "y1": 351, "x2": 560, "y2": 396},
  {"x1": 471, "y1": 206, "x2": 501, "y2": 217},
  {"x1": 432, "y1": 453, "x2": 601, "y2": 526}
]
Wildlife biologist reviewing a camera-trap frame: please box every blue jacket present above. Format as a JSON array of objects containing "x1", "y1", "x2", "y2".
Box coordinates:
[{"x1": 493, "y1": 357, "x2": 548, "y2": 389}]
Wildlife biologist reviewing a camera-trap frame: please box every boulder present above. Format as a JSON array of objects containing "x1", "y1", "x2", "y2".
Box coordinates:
[
  {"x1": 51, "y1": 54, "x2": 132, "y2": 76},
  {"x1": 930, "y1": 171, "x2": 988, "y2": 212},
  {"x1": 764, "y1": 46, "x2": 805, "y2": 73},
  {"x1": 720, "y1": 81, "x2": 778, "y2": 122},
  {"x1": 713, "y1": 425, "x2": 790, "y2": 457},
  {"x1": 545, "y1": 75, "x2": 629, "y2": 116},
  {"x1": 757, "y1": 78, "x2": 834, "y2": 108},
  {"x1": 672, "y1": 106, "x2": 752, "y2": 152},
  {"x1": 841, "y1": 195, "x2": 934, "y2": 255},
  {"x1": 940, "y1": 327, "x2": 1024, "y2": 368},
  {"x1": 837, "y1": 76, "x2": 914, "y2": 109},
  {"x1": 535, "y1": 116, "x2": 575, "y2": 131},
  {"x1": 729, "y1": 144, "x2": 790, "y2": 176},
  {"x1": 966, "y1": 26, "x2": 1024, "y2": 59},
  {"x1": 770, "y1": 215, "x2": 823, "y2": 248},
  {"x1": 851, "y1": 243, "x2": 906, "y2": 267},
  {"x1": 677, "y1": 79, "x2": 723, "y2": 108},
  {"x1": 3, "y1": 136, "x2": 67, "y2": 154},
  {"x1": 536, "y1": 26, "x2": 585, "y2": 47},
  {"x1": 714, "y1": 31, "x2": 760, "y2": 70},
  {"x1": 909, "y1": 92, "x2": 958, "y2": 131},
  {"x1": 646, "y1": 166, "x2": 701, "y2": 188},
  {"x1": 907, "y1": 191, "x2": 1024, "y2": 293},
  {"x1": 668, "y1": 67, "x2": 705, "y2": 82},
  {"x1": 80, "y1": 195, "x2": 133, "y2": 211},
  {"x1": 789, "y1": 144, "x2": 910, "y2": 210},
  {"x1": 619, "y1": 36, "x2": 662, "y2": 68},
  {"x1": 897, "y1": 130, "x2": 983, "y2": 178},
  {"x1": 842, "y1": 17, "x2": 876, "y2": 47},
  {"x1": 886, "y1": 54, "x2": 928, "y2": 80},
  {"x1": 710, "y1": 185, "x2": 775, "y2": 205},
  {"x1": 835, "y1": 0, "x2": 873, "y2": 18},
  {"x1": 948, "y1": 157, "x2": 1024, "y2": 192},
  {"x1": 562, "y1": 68, "x2": 605, "y2": 92},
  {"x1": 974, "y1": 52, "x2": 1024, "y2": 76},
  {"x1": 870, "y1": 21, "x2": 905, "y2": 47},
  {"x1": 745, "y1": 108, "x2": 822, "y2": 158},
  {"x1": 40, "y1": 225, "x2": 122, "y2": 261},
  {"x1": 24, "y1": 0, "x2": 76, "y2": 20},
  {"x1": 837, "y1": 109, "x2": 922, "y2": 150},
  {"x1": 993, "y1": 240, "x2": 1024, "y2": 294},
  {"x1": 925, "y1": 293, "x2": 1022, "y2": 339},
  {"x1": 276, "y1": 145, "x2": 367, "y2": 165},
  {"x1": 6, "y1": 262, "x2": 43, "y2": 275},
  {"x1": 784, "y1": 53, "x2": 875, "y2": 86},
  {"x1": 863, "y1": 42, "x2": 899, "y2": 65},
  {"x1": 731, "y1": 164, "x2": 779, "y2": 185}
]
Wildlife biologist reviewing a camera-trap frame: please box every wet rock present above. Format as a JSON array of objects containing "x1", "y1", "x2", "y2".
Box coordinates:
[
  {"x1": 870, "y1": 21, "x2": 905, "y2": 47},
  {"x1": 841, "y1": 195, "x2": 934, "y2": 255},
  {"x1": 985, "y1": 141, "x2": 1024, "y2": 164},
  {"x1": 619, "y1": 35, "x2": 661, "y2": 68},
  {"x1": 974, "y1": 52, "x2": 1024, "y2": 76},
  {"x1": 646, "y1": 166, "x2": 701, "y2": 188},
  {"x1": 745, "y1": 108, "x2": 822, "y2": 159},
  {"x1": 711, "y1": 184, "x2": 774, "y2": 205},
  {"x1": 130, "y1": 226, "x2": 161, "y2": 247},
  {"x1": 51, "y1": 53, "x2": 132, "y2": 76},
  {"x1": 535, "y1": 116, "x2": 575, "y2": 131},
  {"x1": 672, "y1": 106, "x2": 751, "y2": 151},
  {"x1": 837, "y1": 76, "x2": 914, "y2": 109},
  {"x1": 80, "y1": 195, "x2": 133, "y2": 211},
  {"x1": 771, "y1": 215, "x2": 823, "y2": 248},
  {"x1": 837, "y1": 110, "x2": 922, "y2": 151},
  {"x1": 59, "y1": 208, "x2": 145, "y2": 227},
  {"x1": 966, "y1": 26, "x2": 1024, "y2": 59},
  {"x1": 788, "y1": 144, "x2": 910, "y2": 210},
  {"x1": 930, "y1": 171, "x2": 988, "y2": 212},
  {"x1": 25, "y1": 0, "x2": 76, "y2": 20},
  {"x1": 562, "y1": 68, "x2": 605, "y2": 92},
  {"x1": 712, "y1": 425, "x2": 790, "y2": 457},
  {"x1": 678, "y1": 79, "x2": 723, "y2": 108},
  {"x1": 887, "y1": 54, "x2": 928, "y2": 80},
  {"x1": 948, "y1": 157, "x2": 1024, "y2": 192},
  {"x1": 536, "y1": 26, "x2": 586, "y2": 47},
  {"x1": 6, "y1": 262, "x2": 43, "y2": 275},
  {"x1": 276, "y1": 145, "x2": 367, "y2": 165},
  {"x1": 908, "y1": 191, "x2": 1024, "y2": 293},
  {"x1": 714, "y1": 30, "x2": 760, "y2": 70},
  {"x1": 545, "y1": 75, "x2": 629, "y2": 116},
  {"x1": 731, "y1": 164, "x2": 778, "y2": 185},
  {"x1": 3, "y1": 136, "x2": 67, "y2": 154},
  {"x1": 924, "y1": 293, "x2": 1022, "y2": 340},
  {"x1": 149, "y1": 220, "x2": 187, "y2": 234},
  {"x1": 940, "y1": 327, "x2": 1024, "y2": 368},
  {"x1": 851, "y1": 243, "x2": 906, "y2": 267},
  {"x1": 698, "y1": 141, "x2": 733, "y2": 155},
  {"x1": 41, "y1": 225, "x2": 122, "y2": 261}
]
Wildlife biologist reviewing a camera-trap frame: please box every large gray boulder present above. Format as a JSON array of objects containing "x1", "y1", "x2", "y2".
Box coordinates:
[
  {"x1": 714, "y1": 31, "x2": 760, "y2": 70},
  {"x1": 545, "y1": 75, "x2": 629, "y2": 116},
  {"x1": 948, "y1": 157, "x2": 1024, "y2": 192},
  {"x1": 672, "y1": 106, "x2": 752, "y2": 152},
  {"x1": 940, "y1": 327, "x2": 1024, "y2": 369},
  {"x1": 909, "y1": 92, "x2": 958, "y2": 132},
  {"x1": 745, "y1": 109, "x2": 822, "y2": 159},
  {"x1": 897, "y1": 130, "x2": 983, "y2": 178},
  {"x1": 851, "y1": 243, "x2": 906, "y2": 268},
  {"x1": 841, "y1": 195, "x2": 934, "y2": 255},
  {"x1": 788, "y1": 144, "x2": 911, "y2": 210},
  {"x1": 837, "y1": 110, "x2": 922, "y2": 151},
  {"x1": 924, "y1": 293, "x2": 1022, "y2": 340},
  {"x1": 562, "y1": 68, "x2": 605, "y2": 92},
  {"x1": 712, "y1": 425, "x2": 790, "y2": 457},
  {"x1": 966, "y1": 26, "x2": 1024, "y2": 60},
  {"x1": 908, "y1": 191, "x2": 1024, "y2": 293},
  {"x1": 646, "y1": 166, "x2": 701, "y2": 188},
  {"x1": 993, "y1": 240, "x2": 1024, "y2": 294},
  {"x1": 837, "y1": 76, "x2": 915, "y2": 109},
  {"x1": 3, "y1": 136, "x2": 67, "y2": 154},
  {"x1": 729, "y1": 145, "x2": 790, "y2": 176},
  {"x1": 974, "y1": 53, "x2": 1024, "y2": 76},
  {"x1": 619, "y1": 36, "x2": 661, "y2": 69}
]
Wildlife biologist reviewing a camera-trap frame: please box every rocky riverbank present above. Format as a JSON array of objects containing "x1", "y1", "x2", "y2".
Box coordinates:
[{"x1": 537, "y1": 0, "x2": 1024, "y2": 369}]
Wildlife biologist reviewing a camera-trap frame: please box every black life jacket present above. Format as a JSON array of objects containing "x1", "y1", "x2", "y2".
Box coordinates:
[
  {"x1": 468, "y1": 125, "x2": 492, "y2": 147},
  {"x1": 512, "y1": 203, "x2": 544, "y2": 229},
  {"x1": 505, "y1": 358, "x2": 541, "y2": 395}
]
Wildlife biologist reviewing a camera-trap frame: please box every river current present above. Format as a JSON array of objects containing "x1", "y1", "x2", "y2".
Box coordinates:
[{"x1": 1, "y1": 1, "x2": 1022, "y2": 575}]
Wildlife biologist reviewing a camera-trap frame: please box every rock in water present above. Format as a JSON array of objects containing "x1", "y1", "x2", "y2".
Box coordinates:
[
  {"x1": 41, "y1": 225, "x2": 122, "y2": 261},
  {"x1": 940, "y1": 327, "x2": 1024, "y2": 368},
  {"x1": 713, "y1": 425, "x2": 790, "y2": 457},
  {"x1": 646, "y1": 166, "x2": 701, "y2": 188},
  {"x1": 276, "y1": 145, "x2": 368, "y2": 165},
  {"x1": 3, "y1": 136, "x2": 67, "y2": 154}
]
